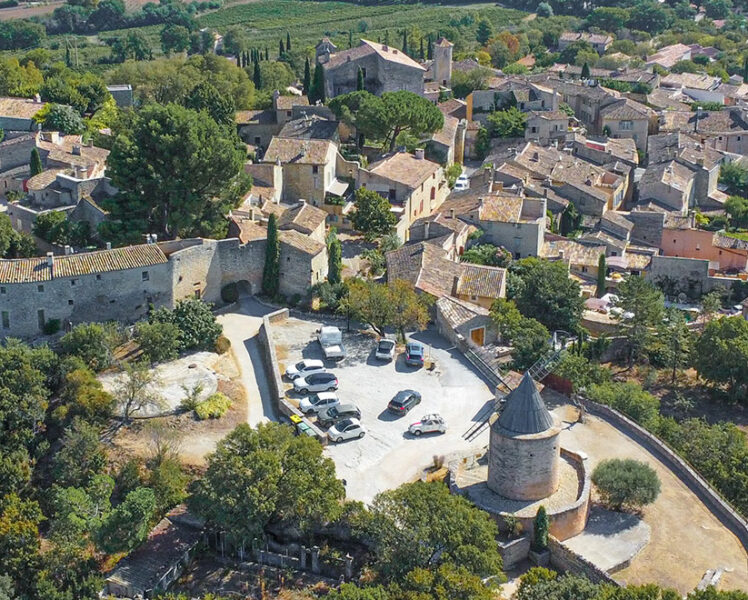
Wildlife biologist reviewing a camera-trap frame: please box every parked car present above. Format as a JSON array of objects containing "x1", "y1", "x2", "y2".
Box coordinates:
[
  {"x1": 294, "y1": 372, "x2": 339, "y2": 394},
  {"x1": 454, "y1": 174, "x2": 469, "y2": 191},
  {"x1": 375, "y1": 338, "x2": 396, "y2": 361},
  {"x1": 285, "y1": 359, "x2": 325, "y2": 380},
  {"x1": 298, "y1": 391, "x2": 340, "y2": 415},
  {"x1": 408, "y1": 414, "x2": 447, "y2": 436},
  {"x1": 327, "y1": 418, "x2": 366, "y2": 443},
  {"x1": 318, "y1": 402, "x2": 361, "y2": 428},
  {"x1": 388, "y1": 389, "x2": 422, "y2": 415},
  {"x1": 404, "y1": 342, "x2": 425, "y2": 367}
]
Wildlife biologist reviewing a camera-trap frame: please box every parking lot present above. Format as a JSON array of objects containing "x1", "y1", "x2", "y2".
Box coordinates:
[{"x1": 272, "y1": 315, "x2": 496, "y2": 503}]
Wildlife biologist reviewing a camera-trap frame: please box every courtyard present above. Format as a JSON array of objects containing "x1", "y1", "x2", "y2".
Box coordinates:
[{"x1": 271, "y1": 315, "x2": 497, "y2": 503}]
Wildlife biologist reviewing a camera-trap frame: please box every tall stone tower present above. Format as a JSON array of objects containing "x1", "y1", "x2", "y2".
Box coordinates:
[
  {"x1": 487, "y1": 372, "x2": 561, "y2": 501},
  {"x1": 433, "y1": 37, "x2": 453, "y2": 87}
]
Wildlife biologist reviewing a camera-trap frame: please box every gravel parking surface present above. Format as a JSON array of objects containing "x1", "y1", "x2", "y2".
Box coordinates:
[{"x1": 272, "y1": 315, "x2": 495, "y2": 503}]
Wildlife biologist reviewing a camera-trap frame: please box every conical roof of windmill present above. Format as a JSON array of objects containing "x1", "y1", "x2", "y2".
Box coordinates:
[{"x1": 494, "y1": 372, "x2": 555, "y2": 434}]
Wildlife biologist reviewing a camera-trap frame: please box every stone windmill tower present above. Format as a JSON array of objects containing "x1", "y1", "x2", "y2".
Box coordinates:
[{"x1": 487, "y1": 372, "x2": 562, "y2": 501}]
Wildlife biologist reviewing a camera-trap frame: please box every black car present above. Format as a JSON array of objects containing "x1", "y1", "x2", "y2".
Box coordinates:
[
  {"x1": 318, "y1": 403, "x2": 362, "y2": 428},
  {"x1": 388, "y1": 389, "x2": 422, "y2": 415}
]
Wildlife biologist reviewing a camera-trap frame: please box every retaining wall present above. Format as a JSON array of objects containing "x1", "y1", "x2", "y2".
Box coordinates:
[
  {"x1": 499, "y1": 536, "x2": 531, "y2": 569},
  {"x1": 548, "y1": 536, "x2": 618, "y2": 584},
  {"x1": 579, "y1": 397, "x2": 748, "y2": 551}
]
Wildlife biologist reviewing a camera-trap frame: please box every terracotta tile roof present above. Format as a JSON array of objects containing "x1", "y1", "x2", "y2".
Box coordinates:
[
  {"x1": 432, "y1": 115, "x2": 459, "y2": 148},
  {"x1": 600, "y1": 97, "x2": 654, "y2": 121},
  {"x1": 435, "y1": 37, "x2": 453, "y2": 48},
  {"x1": 647, "y1": 132, "x2": 723, "y2": 170},
  {"x1": 437, "y1": 99, "x2": 467, "y2": 120},
  {"x1": 456, "y1": 264, "x2": 505, "y2": 298},
  {"x1": 0, "y1": 244, "x2": 167, "y2": 284},
  {"x1": 280, "y1": 228, "x2": 325, "y2": 255},
  {"x1": 324, "y1": 39, "x2": 425, "y2": 71},
  {"x1": 646, "y1": 43, "x2": 691, "y2": 69},
  {"x1": 560, "y1": 32, "x2": 612, "y2": 46},
  {"x1": 713, "y1": 232, "x2": 748, "y2": 251},
  {"x1": 479, "y1": 196, "x2": 523, "y2": 223},
  {"x1": 260, "y1": 200, "x2": 287, "y2": 218},
  {"x1": 235, "y1": 109, "x2": 274, "y2": 125},
  {"x1": 230, "y1": 217, "x2": 267, "y2": 242},
  {"x1": 660, "y1": 109, "x2": 748, "y2": 134},
  {"x1": 275, "y1": 95, "x2": 308, "y2": 110},
  {"x1": 625, "y1": 249, "x2": 654, "y2": 270},
  {"x1": 601, "y1": 211, "x2": 634, "y2": 232},
  {"x1": 0, "y1": 96, "x2": 44, "y2": 120},
  {"x1": 263, "y1": 138, "x2": 334, "y2": 165},
  {"x1": 278, "y1": 202, "x2": 327, "y2": 234},
  {"x1": 436, "y1": 295, "x2": 489, "y2": 330},
  {"x1": 640, "y1": 161, "x2": 695, "y2": 193},
  {"x1": 527, "y1": 110, "x2": 568, "y2": 121},
  {"x1": 26, "y1": 169, "x2": 64, "y2": 191},
  {"x1": 646, "y1": 89, "x2": 691, "y2": 112},
  {"x1": 369, "y1": 152, "x2": 441, "y2": 189},
  {"x1": 580, "y1": 230, "x2": 627, "y2": 251},
  {"x1": 661, "y1": 72, "x2": 721, "y2": 91},
  {"x1": 541, "y1": 238, "x2": 606, "y2": 268},
  {"x1": 386, "y1": 242, "x2": 461, "y2": 297},
  {"x1": 278, "y1": 116, "x2": 339, "y2": 141}
]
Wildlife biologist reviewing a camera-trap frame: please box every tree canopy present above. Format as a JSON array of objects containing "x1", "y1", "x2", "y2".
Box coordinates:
[{"x1": 351, "y1": 188, "x2": 397, "y2": 239}]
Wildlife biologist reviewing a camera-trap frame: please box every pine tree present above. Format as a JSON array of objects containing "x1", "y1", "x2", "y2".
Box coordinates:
[
  {"x1": 262, "y1": 214, "x2": 280, "y2": 298},
  {"x1": 279, "y1": 39, "x2": 284, "y2": 57},
  {"x1": 29, "y1": 148, "x2": 43, "y2": 177},
  {"x1": 253, "y1": 60, "x2": 262, "y2": 90},
  {"x1": 581, "y1": 62, "x2": 591, "y2": 79},
  {"x1": 356, "y1": 66, "x2": 365, "y2": 91},
  {"x1": 596, "y1": 253, "x2": 607, "y2": 299},
  {"x1": 402, "y1": 29, "x2": 408, "y2": 55},
  {"x1": 303, "y1": 57, "x2": 311, "y2": 95},
  {"x1": 286, "y1": 31, "x2": 291, "y2": 51},
  {"x1": 328, "y1": 234, "x2": 342, "y2": 284},
  {"x1": 532, "y1": 506, "x2": 549, "y2": 552}
]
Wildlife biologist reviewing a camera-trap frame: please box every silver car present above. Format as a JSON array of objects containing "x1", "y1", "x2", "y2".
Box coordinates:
[
  {"x1": 408, "y1": 414, "x2": 447, "y2": 436},
  {"x1": 293, "y1": 372, "x2": 338, "y2": 394},
  {"x1": 375, "y1": 339, "x2": 396, "y2": 361}
]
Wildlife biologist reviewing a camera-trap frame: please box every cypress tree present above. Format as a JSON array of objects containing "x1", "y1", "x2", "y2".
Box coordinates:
[
  {"x1": 532, "y1": 506, "x2": 549, "y2": 552},
  {"x1": 286, "y1": 31, "x2": 291, "y2": 51},
  {"x1": 265, "y1": 47, "x2": 269, "y2": 60},
  {"x1": 349, "y1": 30, "x2": 353, "y2": 49},
  {"x1": 253, "y1": 60, "x2": 262, "y2": 90},
  {"x1": 309, "y1": 63, "x2": 325, "y2": 104},
  {"x1": 427, "y1": 34, "x2": 433, "y2": 59},
  {"x1": 356, "y1": 66, "x2": 364, "y2": 91},
  {"x1": 596, "y1": 254, "x2": 607, "y2": 298},
  {"x1": 402, "y1": 29, "x2": 408, "y2": 55},
  {"x1": 65, "y1": 44, "x2": 71, "y2": 68},
  {"x1": 581, "y1": 62, "x2": 590, "y2": 79},
  {"x1": 29, "y1": 148, "x2": 43, "y2": 177},
  {"x1": 262, "y1": 214, "x2": 280, "y2": 298},
  {"x1": 384, "y1": 29, "x2": 390, "y2": 46},
  {"x1": 279, "y1": 38, "x2": 284, "y2": 57},
  {"x1": 303, "y1": 57, "x2": 311, "y2": 95},
  {"x1": 328, "y1": 235, "x2": 342, "y2": 284},
  {"x1": 743, "y1": 54, "x2": 748, "y2": 82},
  {"x1": 419, "y1": 38, "x2": 424, "y2": 60},
  {"x1": 236, "y1": 54, "x2": 241, "y2": 68}
]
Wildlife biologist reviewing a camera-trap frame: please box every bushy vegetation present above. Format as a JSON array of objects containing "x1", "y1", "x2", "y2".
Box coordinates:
[
  {"x1": 592, "y1": 459, "x2": 661, "y2": 510},
  {"x1": 195, "y1": 392, "x2": 232, "y2": 420}
]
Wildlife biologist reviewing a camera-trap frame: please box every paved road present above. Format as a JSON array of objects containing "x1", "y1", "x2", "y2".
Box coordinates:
[{"x1": 217, "y1": 296, "x2": 278, "y2": 427}]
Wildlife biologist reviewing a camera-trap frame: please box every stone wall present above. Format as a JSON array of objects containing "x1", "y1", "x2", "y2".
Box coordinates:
[
  {"x1": 499, "y1": 535, "x2": 531, "y2": 569},
  {"x1": 579, "y1": 397, "x2": 748, "y2": 550},
  {"x1": 548, "y1": 536, "x2": 619, "y2": 584},
  {"x1": 549, "y1": 449, "x2": 591, "y2": 541}
]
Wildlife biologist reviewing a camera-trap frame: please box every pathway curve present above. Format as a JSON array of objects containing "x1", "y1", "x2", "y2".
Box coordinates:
[{"x1": 217, "y1": 296, "x2": 278, "y2": 426}]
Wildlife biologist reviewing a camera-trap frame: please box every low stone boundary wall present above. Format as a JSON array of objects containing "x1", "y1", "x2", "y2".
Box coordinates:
[
  {"x1": 578, "y1": 397, "x2": 748, "y2": 551},
  {"x1": 499, "y1": 536, "x2": 531, "y2": 569},
  {"x1": 257, "y1": 307, "x2": 327, "y2": 444},
  {"x1": 548, "y1": 536, "x2": 618, "y2": 584}
]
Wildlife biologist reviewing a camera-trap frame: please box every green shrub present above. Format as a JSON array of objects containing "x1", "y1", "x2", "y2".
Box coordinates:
[
  {"x1": 221, "y1": 282, "x2": 239, "y2": 303},
  {"x1": 195, "y1": 392, "x2": 231, "y2": 420},
  {"x1": 214, "y1": 335, "x2": 231, "y2": 354},
  {"x1": 591, "y1": 458, "x2": 661, "y2": 510},
  {"x1": 136, "y1": 320, "x2": 180, "y2": 364},
  {"x1": 43, "y1": 318, "x2": 61, "y2": 335}
]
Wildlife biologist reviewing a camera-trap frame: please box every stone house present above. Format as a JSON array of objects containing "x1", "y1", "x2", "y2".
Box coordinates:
[
  {"x1": 318, "y1": 39, "x2": 426, "y2": 98},
  {"x1": 358, "y1": 150, "x2": 448, "y2": 241},
  {"x1": 236, "y1": 92, "x2": 312, "y2": 152},
  {"x1": 646, "y1": 254, "x2": 738, "y2": 300},
  {"x1": 646, "y1": 43, "x2": 692, "y2": 70},
  {"x1": 599, "y1": 97, "x2": 656, "y2": 152},
  {"x1": 660, "y1": 72, "x2": 724, "y2": 105},
  {"x1": 262, "y1": 138, "x2": 342, "y2": 207},
  {"x1": 261, "y1": 199, "x2": 328, "y2": 244},
  {"x1": 277, "y1": 114, "x2": 340, "y2": 143},
  {"x1": 435, "y1": 294, "x2": 497, "y2": 347},
  {"x1": 467, "y1": 79, "x2": 558, "y2": 120},
  {"x1": 427, "y1": 115, "x2": 466, "y2": 165},
  {"x1": 408, "y1": 209, "x2": 477, "y2": 259},
  {"x1": 540, "y1": 235, "x2": 607, "y2": 286},
  {"x1": 558, "y1": 32, "x2": 613, "y2": 54},
  {"x1": 0, "y1": 96, "x2": 45, "y2": 132},
  {"x1": 104, "y1": 506, "x2": 203, "y2": 599},
  {"x1": 106, "y1": 84, "x2": 133, "y2": 107},
  {"x1": 638, "y1": 161, "x2": 695, "y2": 214},
  {"x1": 525, "y1": 111, "x2": 570, "y2": 145},
  {"x1": 539, "y1": 78, "x2": 614, "y2": 131},
  {"x1": 660, "y1": 226, "x2": 748, "y2": 273},
  {"x1": 658, "y1": 108, "x2": 748, "y2": 155}
]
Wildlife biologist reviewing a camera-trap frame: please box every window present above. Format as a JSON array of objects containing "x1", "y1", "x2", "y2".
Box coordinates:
[
  {"x1": 286, "y1": 110, "x2": 292, "y2": 117},
  {"x1": 142, "y1": 271, "x2": 149, "y2": 281},
  {"x1": 254, "y1": 137, "x2": 261, "y2": 145},
  {"x1": 531, "y1": 126, "x2": 537, "y2": 133},
  {"x1": 71, "y1": 279, "x2": 77, "y2": 286},
  {"x1": 696, "y1": 244, "x2": 700, "y2": 251},
  {"x1": 68, "y1": 299, "x2": 74, "y2": 306},
  {"x1": 1, "y1": 311, "x2": 8, "y2": 329},
  {"x1": 96, "y1": 274, "x2": 102, "y2": 280},
  {"x1": 0, "y1": 287, "x2": 5, "y2": 294},
  {"x1": 37, "y1": 285, "x2": 44, "y2": 293},
  {"x1": 194, "y1": 289, "x2": 201, "y2": 299},
  {"x1": 619, "y1": 120, "x2": 633, "y2": 131},
  {"x1": 581, "y1": 266, "x2": 588, "y2": 273},
  {"x1": 312, "y1": 165, "x2": 319, "y2": 174}
]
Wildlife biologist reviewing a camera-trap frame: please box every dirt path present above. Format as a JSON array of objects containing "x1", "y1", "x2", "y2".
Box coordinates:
[
  {"x1": 0, "y1": 1, "x2": 63, "y2": 20},
  {"x1": 549, "y1": 398, "x2": 748, "y2": 593}
]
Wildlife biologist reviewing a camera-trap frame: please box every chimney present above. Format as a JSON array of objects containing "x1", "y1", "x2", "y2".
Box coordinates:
[
  {"x1": 424, "y1": 221, "x2": 430, "y2": 239},
  {"x1": 415, "y1": 148, "x2": 425, "y2": 160},
  {"x1": 72, "y1": 144, "x2": 81, "y2": 156},
  {"x1": 86, "y1": 139, "x2": 93, "y2": 147},
  {"x1": 382, "y1": 45, "x2": 388, "y2": 51},
  {"x1": 34, "y1": 94, "x2": 41, "y2": 102},
  {"x1": 558, "y1": 249, "x2": 565, "y2": 261},
  {"x1": 450, "y1": 208, "x2": 455, "y2": 219},
  {"x1": 249, "y1": 207, "x2": 256, "y2": 221},
  {"x1": 46, "y1": 252, "x2": 54, "y2": 267},
  {"x1": 64, "y1": 245, "x2": 72, "y2": 255},
  {"x1": 106, "y1": 242, "x2": 112, "y2": 250}
]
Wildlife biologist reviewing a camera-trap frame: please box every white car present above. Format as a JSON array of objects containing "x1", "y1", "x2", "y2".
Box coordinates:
[
  {"x1": 293, "y1": 372, "x2": 339, "y2": 394},
  {"x1": 408, "y1": 414, "x2": 447, "y2": 436},
  {"x1": 375, "y1": 338, "x2": 396, "y2": 361},
  {"x1": 327, "y1": 418, "x2": 366, "y2": 443},
  {"x1": 298, "y1": 391, "x2": 340, "y2": 415},
  {"x1": 285, "y1": 359, "x2": 325, "y2": 380},
  {"x1": 454, "y1": 174, "x2": 469, "y2": 191}
]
